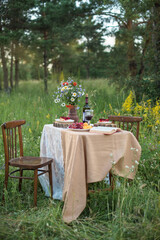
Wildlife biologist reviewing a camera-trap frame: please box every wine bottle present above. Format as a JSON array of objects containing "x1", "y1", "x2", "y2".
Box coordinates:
[{"x1": 83, "y1": 94, "x2": 90, "y2": 122}]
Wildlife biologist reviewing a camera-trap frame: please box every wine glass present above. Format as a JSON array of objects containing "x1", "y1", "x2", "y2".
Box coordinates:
[{"x1": 85, "y1": 109, "x2": 93, "y2": 125}]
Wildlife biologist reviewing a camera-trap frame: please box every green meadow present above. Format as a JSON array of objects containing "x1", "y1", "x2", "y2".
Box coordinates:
[{"x1": 0, "y1": 80, "x2": 160, "y2": 240}]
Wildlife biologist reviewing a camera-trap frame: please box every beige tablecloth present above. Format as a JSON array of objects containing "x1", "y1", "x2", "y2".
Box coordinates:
[{"x1": 61, "y1": 130, "x2": 141, "y2": 223}]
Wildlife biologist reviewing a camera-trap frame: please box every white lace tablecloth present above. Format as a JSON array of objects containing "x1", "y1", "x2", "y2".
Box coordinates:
[{"x1": 39, "y1": 125, "x2": 64, "y2": 200}]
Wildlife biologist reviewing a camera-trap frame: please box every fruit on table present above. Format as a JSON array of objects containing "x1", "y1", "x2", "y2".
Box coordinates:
[
  {"x1": 69, "y1": 122, "x2": 83, "y2": 129},
  {"x1": 83, "y1": 122, "x2": 92, "y2": 129},
  {"x1": 68, "y1": 122, "x2": 92, "y2": 129}
]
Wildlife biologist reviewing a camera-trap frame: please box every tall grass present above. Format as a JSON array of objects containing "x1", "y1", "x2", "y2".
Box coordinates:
[{"x1": 0, "y1": 80, "x2": 159, "y2": 240}]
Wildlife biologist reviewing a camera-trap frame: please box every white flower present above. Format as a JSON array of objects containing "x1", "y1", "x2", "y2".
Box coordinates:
[
  {"x1": 54, "y1": 99, "x2": 58, "y2": 103},
  {"x1": 111, "y1": 160, "x2": 115, "y2": 165},
  {"x1": 135, "y1": 160, "x2": 139, "y2": 165},
  {"x1": 57, "y1": 99, "x2": 60, "y2": 102},
  {"x1": 131, "y1": 165, "x2": 135, "y2": 169},
  {"x1": 125, "y1": 165, "x2": 129, "y2": 169},
  {"x1": 71, "y1": 98, "x2": 75, "y2": 102},
  {"x1": 110, "y1": 153, "x2": 113, "y2": 157},
  {"x1": 136, "y1": 149, "x2": 138, "y2": 152},
  {"x1": 72, "y1": 92, "x2": 77, "y2": 97},
  {"x1": 61, "y1": 103, "x2": 65, "y2": 107}
]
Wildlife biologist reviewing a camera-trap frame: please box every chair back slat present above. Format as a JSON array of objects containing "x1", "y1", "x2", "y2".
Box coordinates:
[
  {"x1": 12, "y1": 129, "x2": 14, "y2": 158},
  {"x1": 1, "y1": 120, "x2": 25, "y2": 163},
  {"x1": 7, "y1": 129, "x2": 10, "y2": 159},
  {"x1": 15, "y1": 127, "x2": 17, "y2": 158},
  {"x1": 6, "y1": 128, "x2": 15, "y2": 160},
  {"x1": 18, "y1": 126, "x2": 23, "y2": 156},
  {"x1": 127, "y1": 122, "x2": 129, "y2": 131},
  {"x1": 108, "y1": 115, "x2": 142, "y2": 140}
]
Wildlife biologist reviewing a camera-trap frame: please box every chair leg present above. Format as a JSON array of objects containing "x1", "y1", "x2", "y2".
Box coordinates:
[
  {"x1": 86, "y1": 183, "x2": 88, "y2": 196},
  {"x1": 34, "y1": 169, "x2": 38, "y2": 207},
  {"x1": 109, "y1": 171, "x2": 115, "y2": 190},
  {"x1": 19, "y1": 168, "x2": 23, "y2": 191},
  {"x1": 48, "y1": 163, "x2": 53, "y2": 199},
  {"x1": 2, "y1": 168, "x2": 9, "y2": 202}
]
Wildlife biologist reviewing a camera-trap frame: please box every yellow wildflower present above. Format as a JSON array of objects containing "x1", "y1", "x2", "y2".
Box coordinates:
[
  {"x1": 29, "y1": 128, "x2": 32, "y2": 133},
  {"x1": 109, "y1": 104, "x2": 113, "y2": 111},
  {"x1": 122, "y1": 91, "x2": 135, "y2": 113},
  {"x1": 46, "y1": 114, "x2": 50, "y2": 119}
]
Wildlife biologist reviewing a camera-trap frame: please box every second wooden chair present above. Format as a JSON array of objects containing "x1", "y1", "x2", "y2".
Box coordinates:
[{"x1": 108, "y1": 115, "x2": 142, "y2": 140}]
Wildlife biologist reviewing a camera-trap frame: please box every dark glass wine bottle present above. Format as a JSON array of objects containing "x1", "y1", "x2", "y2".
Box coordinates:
[{"x1": 83, "y1": 94, "x2": 90, "y2": 123}]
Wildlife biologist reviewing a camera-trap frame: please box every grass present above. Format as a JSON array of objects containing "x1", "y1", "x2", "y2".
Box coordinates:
[{"x1": 0, "y1": 79, "x2": 160, "y2": 240}]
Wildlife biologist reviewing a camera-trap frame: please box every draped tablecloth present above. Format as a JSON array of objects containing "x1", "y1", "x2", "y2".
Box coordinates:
[{"x1": 39, "y1": 125, "x2": 141, "y2": 223}]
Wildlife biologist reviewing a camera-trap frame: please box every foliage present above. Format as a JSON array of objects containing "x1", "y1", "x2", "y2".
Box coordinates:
[
  {"x1": 0, "y1": 0, "x2": 160, "y2": 99},
  {"x1": 0, "y1": 80, "x2": 160, "y2": 239},
  {"x1": 122, "y1": 91, "x2": 160, "y2": 133}
]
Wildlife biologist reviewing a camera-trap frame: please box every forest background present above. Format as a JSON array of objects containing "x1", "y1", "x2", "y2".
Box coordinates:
[{"x1": 0, "y1": 0, "x2": 160, "y2": 101}]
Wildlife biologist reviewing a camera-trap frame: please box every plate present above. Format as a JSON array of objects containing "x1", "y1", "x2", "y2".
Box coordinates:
[
  {"x1": 55, "y1": 119, "x2": 74, "y2": 123},
  {"x1": 69, "y1": 128, "x2": 90, "y2": 132}
]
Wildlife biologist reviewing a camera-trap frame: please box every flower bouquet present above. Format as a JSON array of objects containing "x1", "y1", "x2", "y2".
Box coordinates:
[
  {"x1": 53, "y1": 77, "x2": 85, "y2": 122},
  {"x1": 53, "y1": 77, "x2": 85, "y2": 107}
]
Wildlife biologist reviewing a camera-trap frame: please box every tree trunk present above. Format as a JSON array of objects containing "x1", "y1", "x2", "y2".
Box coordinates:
[
  {"x1": 1, "y1": 46, "x2": 8, "y2": 91},
  {"x1": 43, "y1": 48, "x2": 48, "y2": 92},
  {"x1": 138, "y1": 33, "x2": 151, "y2": 81},
  {"x1": 86, "y1": 38, "x2": 90, "y2": 79},
  {"x1": 43, "y1": 31, "x2": 48, "y2": 93},
  {"x1": 126, "y1": 19, "x2": 137, "y2": 78},
  {"x1": 152, "y1": 2, "x2": 160, "y2": 97},
  {"x1": 14, "y1": 43, "x2": 19, "y2": 88},
  {"x1": 0, "y1": 71, "x2": 2, "y2": 90},
  {"x1": 10, "y1": 42, "x2": 14, "y2": 88}
]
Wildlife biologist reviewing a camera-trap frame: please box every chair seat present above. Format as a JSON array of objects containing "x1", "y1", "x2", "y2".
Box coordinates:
[{"x1": 9, "y1": 156, "x2": 53, "y2": 169}]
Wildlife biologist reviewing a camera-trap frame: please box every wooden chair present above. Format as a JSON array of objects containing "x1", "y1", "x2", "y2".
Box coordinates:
[
  {"x1": 108, "y1": 115, "x2": 143, "y2": 140},
  {"x1": 1, "y1": 120, "x2": 53, "y2": 206}
]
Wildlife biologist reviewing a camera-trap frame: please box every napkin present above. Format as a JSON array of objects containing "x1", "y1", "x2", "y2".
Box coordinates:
[{"x1": 90, "y1": 126, "x2": 121, "y2": 135}]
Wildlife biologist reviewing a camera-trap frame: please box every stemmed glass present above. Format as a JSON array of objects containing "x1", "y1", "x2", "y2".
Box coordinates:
[{"x1": 85, "y1": 109, "x2": 93, "y2": 125}]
